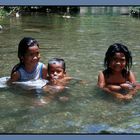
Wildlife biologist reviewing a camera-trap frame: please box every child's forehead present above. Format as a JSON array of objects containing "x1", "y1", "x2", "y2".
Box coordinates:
[
  {"x1": 49, "y1": 64, "x2": 63, "y2": 71},
  {"x1": 114, "y1": 52, "x2": 125, "y2": 57},
  {"x1": 49, "y1": 60, "x2": 62, "y2": 65},
  {"x1": 49, "y1": 62, "x2": 63, "y2": 68},
  {"x1": 27, "y1": 45, "x2": 39, "y2": 52}
]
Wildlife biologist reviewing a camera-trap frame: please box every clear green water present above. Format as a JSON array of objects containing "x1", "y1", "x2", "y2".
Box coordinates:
[{"x1": 0, "y1": 7, "x2": 140, "y2": 133}]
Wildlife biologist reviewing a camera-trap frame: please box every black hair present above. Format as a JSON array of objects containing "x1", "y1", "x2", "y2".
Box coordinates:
[
  {"x1": 103, "y1": 43, "x2": 132, "y2": 78},
  {"x1": 48, "y1": 58, "x2": 66, "y2": 75},
  {"x1": 11, "y1": 37, "x2": 39, "y2": 75}
]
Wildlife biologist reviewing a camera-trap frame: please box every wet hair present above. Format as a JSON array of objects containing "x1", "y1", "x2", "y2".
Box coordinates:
[
  {"x1": 48, "y1": 58, "x2": 66, "y2": 75},
  {"x1": 103, "y1": 43, "x2": 132, "y2": 78},
  {"x1": 11, "y1": 37, "x2": 39, "y2": 75}
]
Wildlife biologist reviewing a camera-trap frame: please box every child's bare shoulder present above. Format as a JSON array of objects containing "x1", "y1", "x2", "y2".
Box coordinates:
[{"x1": 64, "y1": 76, "x2": 73, "y2": 81}]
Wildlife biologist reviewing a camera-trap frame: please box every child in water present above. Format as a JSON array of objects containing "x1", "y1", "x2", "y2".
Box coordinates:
[
  {"x1": 46, "y1": 58, "x2": 71, "y2": 86},
  {"x1": 97, "y1": 43, "x2": 137, "y2": 101},
  {"x1": 8, "y1": 37, "x2": 47, "y2": 83},
  {"x1": 43, "y1": 58, "x2": 72, "y2": 102}
]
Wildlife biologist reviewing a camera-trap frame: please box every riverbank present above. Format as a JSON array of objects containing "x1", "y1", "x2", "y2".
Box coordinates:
[{"x1": 0, "y1": 6, "x2": 80, "y2": 18}]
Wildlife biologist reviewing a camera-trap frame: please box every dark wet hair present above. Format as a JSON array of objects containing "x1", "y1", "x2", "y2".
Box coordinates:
[
  {"x1": 11, "y1": 37, "x2": 39, "y2": 75},
  {"x1": 48, "y1": 58, "x2": 66, "y2": 75},
  {"x1": 103, "y1": 43, "x2": 132, "y2": 78}
]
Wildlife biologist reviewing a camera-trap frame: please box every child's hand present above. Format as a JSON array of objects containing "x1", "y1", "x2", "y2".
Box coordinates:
[{"x1": 120, "y1": 82, "x2": 135, "y2": 90}]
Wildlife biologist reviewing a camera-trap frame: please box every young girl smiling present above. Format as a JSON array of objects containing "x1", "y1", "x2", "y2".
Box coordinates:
[
  {"x1": 97, "y1": 43, "x2": 137, "y2": 101},
  {"x1": 8, "y1": 37, "x2": 47, "y2": 83}
]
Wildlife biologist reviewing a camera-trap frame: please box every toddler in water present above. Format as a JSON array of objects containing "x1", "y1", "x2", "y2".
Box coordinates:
[
  {"x1": 97, "y1": 43, "x2": 138, "y2": 101},
  {"x1": 46, "y1": 58, "x2": 71, "y2": 86},
  {"x1": 8, "y1": 37, "x2": 47, "y2": 83},
  {"x1": 43, "y1": 58, "x2": 72, "y2": 102}
]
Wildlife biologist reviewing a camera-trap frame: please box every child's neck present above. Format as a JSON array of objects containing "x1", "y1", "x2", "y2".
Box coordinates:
[{"x1": 112, "y1": 71, "x2": 122, "y2": 75}]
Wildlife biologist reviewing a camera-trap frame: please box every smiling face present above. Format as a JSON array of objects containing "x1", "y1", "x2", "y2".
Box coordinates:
[
  {"x1": 109, "y1": 52, "x2": 126, "y2": 73},
  {"x1": 22, "y1": 45, "x2": 40, "y2": 67},
  {"x1": 48, "y1": 63, "x2": 66, "y2": 80}
]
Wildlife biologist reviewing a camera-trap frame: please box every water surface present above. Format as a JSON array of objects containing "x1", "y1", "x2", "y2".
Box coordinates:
[{"x1": 0, "y1": 7, "x2": 140, "y2": 133}]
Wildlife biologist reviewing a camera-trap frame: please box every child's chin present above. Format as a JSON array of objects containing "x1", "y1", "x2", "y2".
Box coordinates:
[
  {"x1": 31, "y1": 61, "x2": 38, "y2": 65},
  {"x1": 113, "y1": 68, "x2": 122, "y2": 72},
  {"x1": 53, "y1": 77, "x2": 59, "y2": 79}
]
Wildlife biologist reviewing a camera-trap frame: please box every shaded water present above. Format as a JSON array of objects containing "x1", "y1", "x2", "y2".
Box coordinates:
[{"x1": 0, "y1": 7, "x2": 140, "y2": 133}]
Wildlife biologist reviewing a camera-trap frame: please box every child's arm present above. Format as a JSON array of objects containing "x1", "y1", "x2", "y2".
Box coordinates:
[
  {"x1": 7, "y1": 71, "x2": 20, "y2": 85},
  {"x1": 126, "y1": 71, "x2": 140, "y2": 90},
  {"x1": 97, "y1": 71, "x2": 123, "y2": 91},
  {"x1": 106, "y1": 85, "x2": 122, "y2": 91},
  {"x1": 97, "y1": 71, "x2": 106, "y2": 88},
  {"x1": 128, "y1": 71, "x2": 136, "y2": 83},
  {"x1": 125, "y1": 71, "x2": 137, "y2": 96},
  {"x1": 97, "y1": 71, "x2": 133, "y2": 100},
  {"x1": 97, "y1": 71, "x2": 117, "y2": 92}
]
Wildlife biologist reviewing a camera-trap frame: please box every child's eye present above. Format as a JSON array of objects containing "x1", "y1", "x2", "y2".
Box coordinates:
[
  {"x1": 112, "y1": 57, "x2": 126, "y2": 63},
  {"x1": 119, "y1": 57, "x2": 126, "y2": 62},
  {"x1": 26, "y1": 52, "x2": 40, "y2": 57},
  {"x1": 30, "y1": 53, "x2": 34, "y2": 56}
]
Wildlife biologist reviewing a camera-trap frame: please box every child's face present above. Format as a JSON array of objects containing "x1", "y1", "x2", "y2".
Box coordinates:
[
  {"x1": 23, "y1": 45, "x2": 40, "y2": 66},
  {"x1": 109, "y1": 52, "x2": 126, "y2": 72},
  {"x1": 49, "y1": 63, "x2": 65, "y2": 80}
]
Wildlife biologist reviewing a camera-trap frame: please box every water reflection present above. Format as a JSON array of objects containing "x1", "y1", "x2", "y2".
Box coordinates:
[{"x1": 0, "y1": 7, "x2": 140, "y2": 133}]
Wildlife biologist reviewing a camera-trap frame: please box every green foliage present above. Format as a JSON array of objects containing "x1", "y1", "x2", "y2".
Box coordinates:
[{"x1": 0, "y1": 7, "x2": 8, "y2": 18}]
